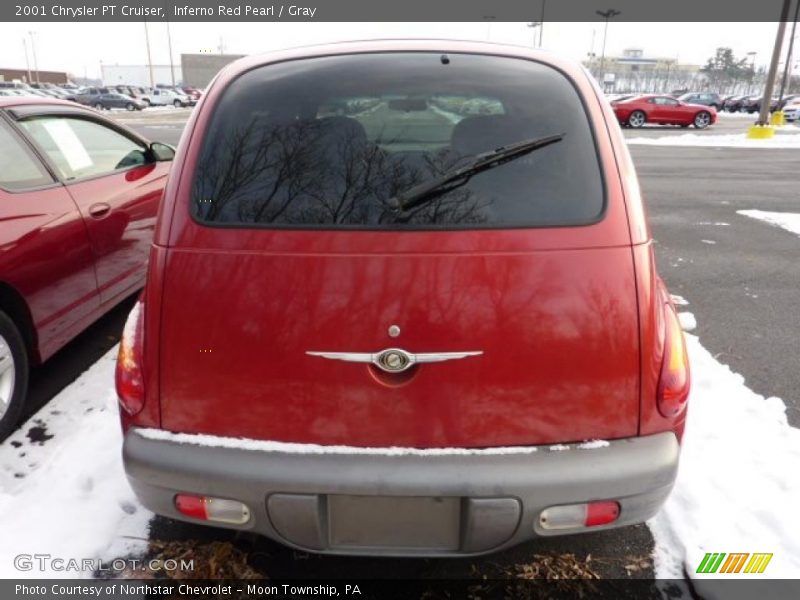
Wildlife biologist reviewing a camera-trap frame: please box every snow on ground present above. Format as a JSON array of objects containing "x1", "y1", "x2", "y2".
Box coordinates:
[
  {"x1": 670, "y1": 294, "x2": 690, "y2": 306},
  {"x1": 0, "y1": 347, "x2": 150, "y2": 579},
  {"x1": 738, "y1": 210, "x2": 800, "y2": 238},
  {"x1": 716, "y1": 111, "x2": 759, "y2": 119},
  {"x1": 627, "y1": 129, "x2": 800, "y2": 149},
  {"x1": 677, "y1": 312, "x2": 697, "y2": 332},
  {"x1": 649, "y1": 312, "x2": 800, "y2": 579}
]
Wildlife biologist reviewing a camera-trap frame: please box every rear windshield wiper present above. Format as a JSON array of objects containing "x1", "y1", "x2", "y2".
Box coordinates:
[{"x1": 387, "y1": 133, "x2": 565, "y2": 214}]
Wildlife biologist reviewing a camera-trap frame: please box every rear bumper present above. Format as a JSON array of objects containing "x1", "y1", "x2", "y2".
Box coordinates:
[{"x1": 123, "y1": 428, "x2": 680, "y2": 556}]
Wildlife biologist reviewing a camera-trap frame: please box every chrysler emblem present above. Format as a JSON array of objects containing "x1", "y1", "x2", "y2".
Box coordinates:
[{"x1": 306, "y1": 347, "x2": 482, "y2": 374}]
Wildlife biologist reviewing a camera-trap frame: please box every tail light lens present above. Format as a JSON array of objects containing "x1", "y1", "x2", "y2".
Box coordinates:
[
  {"x1": 175, "y1": 494, "x2": 250, "y2": 524},
  {"x1": 116, "y1": 299, "x2": 145, "y2": 415},
  {"x1": 657, "y1": 305, "x2": 691, "y2": 417},
  {"x1": 539, "y1": 501, "x2": 621, "y2": 530}
]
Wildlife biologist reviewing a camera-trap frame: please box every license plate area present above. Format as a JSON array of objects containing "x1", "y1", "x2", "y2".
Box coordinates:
[{"x1": 328, "y1": 494, "x2": 461, "y2": 550}]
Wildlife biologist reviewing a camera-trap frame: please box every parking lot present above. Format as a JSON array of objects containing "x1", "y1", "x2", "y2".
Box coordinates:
[{"x1": 4, "y1": 107, "x2": 800, "y2": 586}]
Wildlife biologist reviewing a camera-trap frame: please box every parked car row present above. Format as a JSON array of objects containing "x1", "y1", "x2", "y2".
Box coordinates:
[
  {"x1": 721, "y1": 94, "x2": 780, "y2": 113},
  {"x1": 606, "y1": 89, "x2": 800, "y2": 117},
  {"x1": 0, "y1": 81, "x2": 201, "y2": 112},
  {"x1": 68, "y1": 85, "x2": 198, "y2": 110}
]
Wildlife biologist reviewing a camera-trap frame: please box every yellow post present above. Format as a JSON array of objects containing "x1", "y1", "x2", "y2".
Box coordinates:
[
  {"x1": 770, "y1": 111, "x2": 785, "y2": 126},
  {"x1": 747, "y1": 125, "x2": 776, "y2": 139}
]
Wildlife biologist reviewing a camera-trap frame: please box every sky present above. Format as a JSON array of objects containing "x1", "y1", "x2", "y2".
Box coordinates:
[{"x1": 0, "y1": 21, "x2": 796, "y2": 80}]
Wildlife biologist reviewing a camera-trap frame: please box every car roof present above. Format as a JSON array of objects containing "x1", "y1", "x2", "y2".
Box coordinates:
[
  {"x1": 0, "y1": 96, "x2": 80, "y2": 110},
  {"x1": 213, "y1": 39, "x2": 588, "y2": 87}
]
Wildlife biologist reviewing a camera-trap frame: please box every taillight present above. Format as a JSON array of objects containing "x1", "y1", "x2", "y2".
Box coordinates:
[
  {"x1": 539, "y1": 501, "x2": 621, "y2": 530},
  {"x1": 174, "y1": 494, "x2": 250, "y2": 524},
  {"x1": 116, "y1": 299, "x2": 145, "y2": 415},
  {"x1": 657, "y1": 305, "x2": 691, "y2": 417}
]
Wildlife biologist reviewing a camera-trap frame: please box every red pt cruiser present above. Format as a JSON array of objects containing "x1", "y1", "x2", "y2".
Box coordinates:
[{"x1": 118, "y1": 41, "x2": 691, "y2": 556}]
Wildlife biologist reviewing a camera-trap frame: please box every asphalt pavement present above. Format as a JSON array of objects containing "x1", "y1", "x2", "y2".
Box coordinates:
[{"x1": 21, "y1": 107, "x2": 799, "y2": 581}]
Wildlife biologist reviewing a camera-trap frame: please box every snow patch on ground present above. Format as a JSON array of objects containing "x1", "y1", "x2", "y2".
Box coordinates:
[
  {"x1": 0, "y1": 347, "x2": 151, "y2": 578},
  {"x1": 670, "y1": 294, "x2": 689, "y2": 306},
  {"x1": 627, "y1": 130, "x2": 800, "y2": 148},
  {"x1": 738, "y1": 210, "x2": 800, "y2": 238},
  {"x1": 649, "y1": 331, "x2": 800, "y2": 579},
  {"x1": 716, "y1": 111, "x2": 760, "y2": 119},
  {"x1": 678, "y1": 312, "x2": 697, "y2": 332}
]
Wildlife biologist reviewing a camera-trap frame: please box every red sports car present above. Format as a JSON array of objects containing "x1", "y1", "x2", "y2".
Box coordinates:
[
  {"x1": 612, "y1": 94, "x2": 717, "y2": 129},
  {"x1": 0, "y1": 97, "x2": 174, "y2": 438}
]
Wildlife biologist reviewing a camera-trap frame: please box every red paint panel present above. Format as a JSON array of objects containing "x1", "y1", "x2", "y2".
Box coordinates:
[{"x1": 159, "y1": 246, "x2": 640, "y2": 447}]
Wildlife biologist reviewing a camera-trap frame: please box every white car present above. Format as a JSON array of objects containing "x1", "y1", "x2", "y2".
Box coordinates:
[
  {"x1": 147, "y1": 88, "x2": 193, "y2": 107},
  {"x1": 783, "y1": 100, "x2": 800, "y2": 122}
]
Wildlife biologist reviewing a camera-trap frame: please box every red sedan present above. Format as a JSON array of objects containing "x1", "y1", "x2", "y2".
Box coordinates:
[
  {"x1": 0, "y1": 97, "x2": 173, "y2": 438},
  {"x1": 612, "y1": 94, "x2": 717, "y2": 129}
]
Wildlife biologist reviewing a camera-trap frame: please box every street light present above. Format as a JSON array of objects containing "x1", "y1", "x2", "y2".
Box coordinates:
[
  {"x1": 526, "y1": 22, "x2": 541, "y2": 49},
  {"x1": 596, "y1": 8, "x2": 621, "y2": 89},
  {"x1": 28, "y1": 31, "x2": 39, "y2": 85},
  {"x1": 538, "y1": 0, "x2": 546, "y2": 48},
  {"x1": 755, "y1": 0, "x2": 792, "y2": 127},
  {"x1": 22, "y1": 38, "x2": 32, "y2": 84},
  {"x1": 746, "y1": 51, "x2": 757, "y2": 94},
  {"x1": 143, "y1": 22, "x2": 155, "y2": 89},
  {"x1": 778, "y1": 0, "x2": 800, "y2": 103},
  {"x1": 166, "y1": 20, "x2": 176, "y2": 87}
]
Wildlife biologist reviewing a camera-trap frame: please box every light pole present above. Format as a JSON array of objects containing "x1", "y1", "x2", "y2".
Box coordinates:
[
  {"x1": 22, "y1": 38, "x2": 32, "y2": 84},
  {"x1": 596, "y1": 9, "x2": 621, "y2": 90},
  {"x1": 747, "y1": 51, "x2": 757, "y2": 94},
  {"x1": 664, "y1": 60, "x2": 673, "y2": 94},
  {"x1": 755, "y1": 0, "x2": 792, "y2": 126},
  {"x1": 143, "y1": 22, "x2": 155, "y2": 89},
  {"x1": 778, "y1": 0, "x2": 800, "y2": 103},
  {"x1": 538, "y1": 0, "x2": 546, "y2": 47},
  {"x1": 166, "y1": 20, "x2": 176, "y2": 86},
  {"x1": 28, "y1": 31, "x2": 39, "y2": 84},
  {"x1": 526, "y1": 22, "x2": 541, "y2": 49}
]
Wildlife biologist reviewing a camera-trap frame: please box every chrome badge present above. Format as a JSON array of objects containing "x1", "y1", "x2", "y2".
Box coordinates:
[{"x1": 306, "y1": 348, "x2": 482, "y2": 374}]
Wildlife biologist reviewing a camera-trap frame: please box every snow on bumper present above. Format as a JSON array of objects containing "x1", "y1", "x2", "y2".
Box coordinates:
[{"x1": 123, "y1": 428, "x2": 680, "y2": 556}]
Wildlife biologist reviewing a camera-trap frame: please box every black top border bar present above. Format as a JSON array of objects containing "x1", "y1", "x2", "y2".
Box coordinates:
[{"x1": 2, "y1": 0, "x2": 796, "y2": 22}]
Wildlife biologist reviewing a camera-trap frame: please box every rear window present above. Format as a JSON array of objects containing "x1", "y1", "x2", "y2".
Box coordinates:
[{"x1": 192, "y1": 52, "x2": 604, "y2": 229}]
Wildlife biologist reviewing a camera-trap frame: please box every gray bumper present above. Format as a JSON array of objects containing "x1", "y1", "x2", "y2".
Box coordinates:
[{"x1": 123, "y1": 429, "x2": 679, "y2": 556}]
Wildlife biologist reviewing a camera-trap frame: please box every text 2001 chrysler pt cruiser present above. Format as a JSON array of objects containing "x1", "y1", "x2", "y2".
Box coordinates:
[{"x1": 118, "y1": 40, "x2": 690, "y2": 556}]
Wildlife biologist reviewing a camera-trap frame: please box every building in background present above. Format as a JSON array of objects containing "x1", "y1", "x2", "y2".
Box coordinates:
[
  {"x1": 101, "y1": 64, "x2": 183, "y2": 87},
  {"x1": 586, "y1": 48, "x2": 701, "y2": 93},
  {"x1": 181, "y1": 53, "x2": 245, "y2": 88},
  {"x1": 0, "y1": 68, "x2": 69, "y2": 84}
]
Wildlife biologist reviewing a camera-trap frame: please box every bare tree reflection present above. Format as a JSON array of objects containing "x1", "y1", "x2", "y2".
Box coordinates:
[{"x1": 194, "y1": 115, "x2": 493, "y2": 226}]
